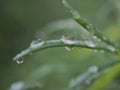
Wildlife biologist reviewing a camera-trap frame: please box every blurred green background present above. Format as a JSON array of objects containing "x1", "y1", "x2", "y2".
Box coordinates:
[{"x1": 1, "y1": 0, "x2": 120, "y2": 90}]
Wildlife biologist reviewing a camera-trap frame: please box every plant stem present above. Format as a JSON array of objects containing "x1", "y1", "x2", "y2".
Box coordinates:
[
  {"x1": 62, "y1": 0, "x2": 117, "y2": 47},
  {"x1": 13, "y1": 39, "x2": 118, "y2": 62}
]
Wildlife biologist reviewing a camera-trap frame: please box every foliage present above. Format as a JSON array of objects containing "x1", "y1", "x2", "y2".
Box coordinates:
[{"x1": 8, "y1": 0, "x2": 120, "y2": 90}]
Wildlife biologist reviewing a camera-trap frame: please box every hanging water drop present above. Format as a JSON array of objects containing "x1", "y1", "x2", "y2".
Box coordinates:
[{"x1": 16, "y1": 59, "x2": 24, "y2": 64}]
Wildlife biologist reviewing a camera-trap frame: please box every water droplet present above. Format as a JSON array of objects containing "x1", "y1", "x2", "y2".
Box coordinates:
[
  {"x1": 84, "y1": 41, "x2": 96, "y2": 47},
  {"x1": 30, "y1": 39, "x2": 43, "y2": 46},
  {"x1": 30, "y1": 39, "x2": 44, "y2": 49},
  {"x1": 65, "y1": 46, "x2": 73, "y2": 51},
  {"x1": 16, "y1": 59, "x2": 24, "y2": 64},
  {"x1": 61, "y1": 33, "x2": 75, "y2": 44}
]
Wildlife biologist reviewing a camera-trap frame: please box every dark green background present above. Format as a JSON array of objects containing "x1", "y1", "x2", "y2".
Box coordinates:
[{"x1": 0, "y1": 0, "x2": 120, "y2": 90}]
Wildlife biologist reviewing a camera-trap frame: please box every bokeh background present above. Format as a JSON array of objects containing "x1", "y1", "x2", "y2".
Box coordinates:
[{"x1": 1, "y1": 0, "x2": 120, "y2": 90}]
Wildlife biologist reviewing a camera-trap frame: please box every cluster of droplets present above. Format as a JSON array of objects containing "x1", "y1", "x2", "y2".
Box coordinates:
[
  {"x1": 60, "y1": 33, "x2": 99, "y2": 51},
  {"x1": 61, "y1": 33, "x2": 75, "y2": 51},
  {"x1": 14, "y1": 33, "x2": 117, "y2": 65}
]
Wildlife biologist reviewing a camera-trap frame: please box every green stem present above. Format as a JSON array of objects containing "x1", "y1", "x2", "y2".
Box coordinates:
[
  {"x1": 13, "y1": 39, "x2": 118, "y2": 62},
  {"x1": 62, "y1": 0, "x2": 117, "y2": 47},
  {"x1": 13, "y1": 0, "x2": 120, "y2": 62}
]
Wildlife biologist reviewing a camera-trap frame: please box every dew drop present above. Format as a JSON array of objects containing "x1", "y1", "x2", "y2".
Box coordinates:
[
  {"x1": 31, "y1": 39, "x2": 43, "y2": 45},
  {"x1": 61, "y1": 33, "x2": 75, "y2": 44},
  {"x1": 30, "y1": 39, "x2": 44, "y2": 49},
  {"x1": 65, "y1": 46, "x2": 73, "y2": 51},
  {"x1": 62, "y1": 33, "x2": 74, "y2": 40},
  {"x1": 16, "y1": 59, "x2": 24, "y2": 64}
]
